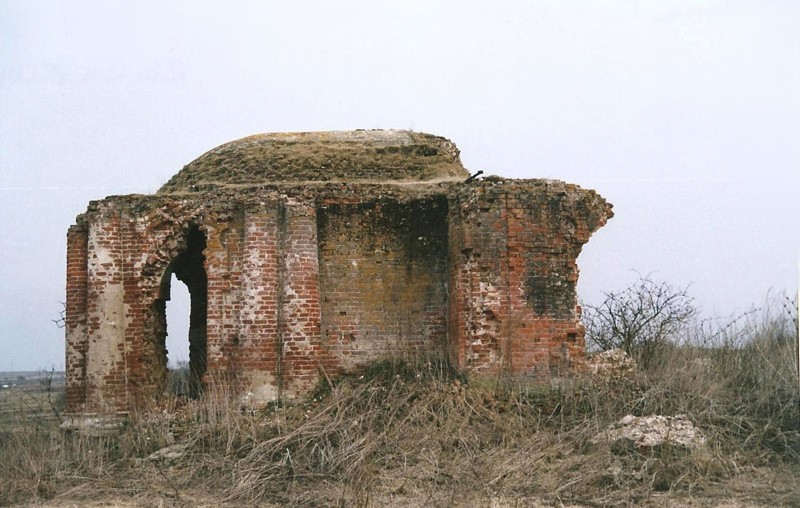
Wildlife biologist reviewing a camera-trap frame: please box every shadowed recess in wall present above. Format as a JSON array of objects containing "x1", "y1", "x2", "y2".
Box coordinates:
[
  {"x1": 317, "y1": 197, "x2": 450, "y2": 365},
  {"x1": 155, "y1": 225, "x2": 208, "y2": 399}
]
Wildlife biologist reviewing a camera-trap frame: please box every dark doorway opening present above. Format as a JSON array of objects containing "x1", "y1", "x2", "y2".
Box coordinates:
[{"x1": 159, "y1": 225, "x2": 208, "y2": 398}]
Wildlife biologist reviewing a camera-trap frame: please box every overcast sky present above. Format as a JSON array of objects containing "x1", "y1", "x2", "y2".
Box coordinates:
[{"x1": 1, "y1": 1, "x2": 797, "y2": 371}]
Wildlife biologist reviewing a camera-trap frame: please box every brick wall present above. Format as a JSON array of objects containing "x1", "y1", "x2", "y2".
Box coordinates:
[
  {"x1": 234, "y1": 204, "x2": 280, "y2": 400},
  {"x1": 65, "y1": 224, "x2": 89, "y2": 412},
  {"x1": 279, "y1": 200, "x2": 329, "y2": 395},
  {"x1": 318, "y1": 197, "x2": 450, "y2": 370},
  {"x1": 448, "y1": 180, "x2": 612, "y2": 377},
  {"x1": 84, "y1": 205, "x2": 127, "y2": 412},
  {"x1": 65, "y1": 180, "x2": 611, "y2": 415}
]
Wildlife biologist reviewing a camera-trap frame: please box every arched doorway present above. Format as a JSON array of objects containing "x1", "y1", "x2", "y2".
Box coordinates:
[{"x1": 157, "y1": 225, "x2": 208, "y2": 398}]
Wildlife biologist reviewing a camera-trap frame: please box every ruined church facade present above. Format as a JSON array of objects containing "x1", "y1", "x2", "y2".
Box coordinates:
[{"x1": 64, "y1": 131, "x2": 612, "y2": 416}]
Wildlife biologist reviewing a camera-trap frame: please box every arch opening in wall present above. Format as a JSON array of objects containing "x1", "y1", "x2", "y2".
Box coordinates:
[{"x1": 155, "y1": 225, "x2": 208, "y2": 399}]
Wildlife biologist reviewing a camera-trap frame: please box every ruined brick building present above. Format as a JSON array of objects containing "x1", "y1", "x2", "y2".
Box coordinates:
[{"x1": 64, "y1": 130, "x2": 612, "y2": 417}]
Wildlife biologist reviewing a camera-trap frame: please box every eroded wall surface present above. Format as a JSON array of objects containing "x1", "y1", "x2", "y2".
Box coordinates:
[
  {"x1": 65, "y1": 180, "x2": 611, "y2": 415},
  {"x1": 448, "y1": 179, "x2": 612, "y2": 376},
  {"x1": 318, "y1": 197, "x2": 449, "y2": 366}
]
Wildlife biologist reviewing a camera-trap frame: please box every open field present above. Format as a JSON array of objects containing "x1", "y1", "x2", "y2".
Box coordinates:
[
  {"x1": 0, "y1": 373, "x2": 64, "y2": 433},
  {"x1": 1, "y1": 307, "x2": 798, "y2": 507}
]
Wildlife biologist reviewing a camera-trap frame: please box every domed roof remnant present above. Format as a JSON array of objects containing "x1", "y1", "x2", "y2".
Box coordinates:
[{"x1": 158, "y1": 130, "x2": 468, "y2": 193}]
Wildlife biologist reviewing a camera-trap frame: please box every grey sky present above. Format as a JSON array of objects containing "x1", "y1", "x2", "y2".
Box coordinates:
[{"x1": 1, "y1": 1, "x2": 797, "y2": 370}]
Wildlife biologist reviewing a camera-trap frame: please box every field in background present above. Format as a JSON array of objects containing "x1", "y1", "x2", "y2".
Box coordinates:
[
  {"x1": 0, "y1": 371, "x2": 65, "y2": 389},
  {"x1": 1, "y1": 303, "x2": 798, "y2": 507},
  {"x1": 0, "y1": 371, "x2": 64, "y2": 433}
]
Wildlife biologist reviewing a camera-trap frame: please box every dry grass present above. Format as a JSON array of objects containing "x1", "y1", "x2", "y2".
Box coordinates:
[{"x1": 2, "y1": 304, "x2": 798, "y2": 507}]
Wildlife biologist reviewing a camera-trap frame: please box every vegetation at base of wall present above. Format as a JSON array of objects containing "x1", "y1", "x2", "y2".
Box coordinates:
[{"x1": 1, "y1": 300, "x2": 798, "y2": 507}]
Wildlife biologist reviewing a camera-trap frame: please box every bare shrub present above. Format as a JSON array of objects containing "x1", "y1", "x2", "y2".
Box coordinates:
[{"x1": 583, "y1": 274, "x2": 697, "y2": 366}]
